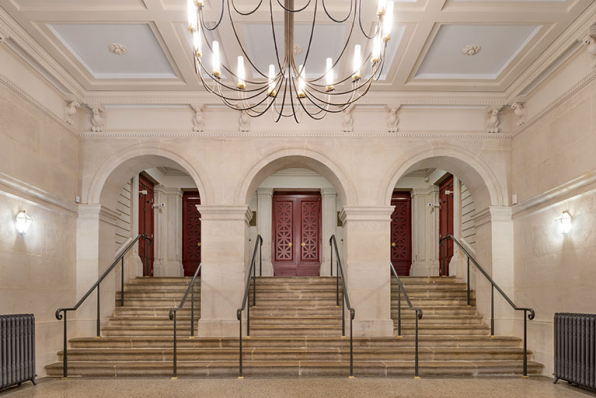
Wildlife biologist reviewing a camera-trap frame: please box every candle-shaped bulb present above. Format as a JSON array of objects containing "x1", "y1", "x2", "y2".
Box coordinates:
[
  {"x1": 383, "y1": 1, "x2": 393, "y2": 41},
  {"x1": 377, "y1": 0, "x2": 387, "y2": 15},
  {"x1": 372, "y1": 35, "x2": 382, "y2": 63},
  {"x1": 298, "y1": 65, "x2": 306, "y2": 98},
  {"x1": 268, "y1": 64, "x2": 276, "y2": 96},
  {"x1": 325, "y1": 58, "x2": 334, "y2": 91},
  {"x1": 352, "y1": 44, "x2": 362, "y2": 81},
  {"x1": 192, "y1": 29, "x2": 202, "y2": 57},
  {"x1": 187, "y1": 0, "x2": 198, "y2": 31},
  {"x1": 237, "y1": 56, "x2": 245, "y2": 89},
  {"x1": 212, "y1": 41, "x2": 221, "y2": 78}
]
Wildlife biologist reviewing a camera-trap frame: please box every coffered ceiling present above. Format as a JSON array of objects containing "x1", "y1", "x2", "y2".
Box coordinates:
[{"x1": 0, "y1": 0, "x2": 593, "y2": 100}]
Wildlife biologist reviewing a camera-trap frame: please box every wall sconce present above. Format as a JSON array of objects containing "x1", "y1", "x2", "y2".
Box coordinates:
[
  {"x1": 15, "y1": 210, "x2": 33, "y2": 234},
  {"x1": 555, "y1": 211, "x2": 573, "y2": 234}
]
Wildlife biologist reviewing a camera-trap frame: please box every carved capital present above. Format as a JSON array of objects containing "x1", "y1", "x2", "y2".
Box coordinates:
[{"x1": 510, "y1": 102, "x2": 527, "y2": 127}]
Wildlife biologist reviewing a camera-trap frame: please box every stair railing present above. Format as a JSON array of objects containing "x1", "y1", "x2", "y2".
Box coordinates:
[
  {"x1": 390, "y1": 262, "x2": 423, "y2": 378},
  {"x1": 439, "y1": 234, "x2": 536, "y2": 377},
  {"x1": 329, "y1": 235, "x2": 356, "y2": 378},
  {"x1": 55, "y1": 234, "x2": 152, "y2": 378},
  {"x1": 169, "y1": 263, "x2": 202, "y2": 379},
  {"x1": 236, "y1": 235, "x2": 263, "y2": 378}
]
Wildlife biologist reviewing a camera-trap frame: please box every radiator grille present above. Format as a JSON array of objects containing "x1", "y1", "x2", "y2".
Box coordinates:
[
  {"x1": 0, "y1": 314, "x2": 36, "y2": 390},
  {"x1": 554, "y1": 313, "x2": 596, "y2": 391}
]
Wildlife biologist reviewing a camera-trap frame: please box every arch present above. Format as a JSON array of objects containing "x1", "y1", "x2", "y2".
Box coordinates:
[
  {"x1": 382, "y1": 145, "x2": 506, "y2": 211},
  {"x1": 236, "y1": 148, "x2": 357, "y2": 206},
  {"x1": 86, "y1": 144, "x2": 212, "y2": 209}
]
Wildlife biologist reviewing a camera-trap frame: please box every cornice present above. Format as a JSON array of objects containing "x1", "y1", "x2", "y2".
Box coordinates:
[
  {"x1": 0, "y1": 171, "x2": 78, "y2": 215},
  {"x1": 472, "y1": 206, "x2": 512, "y2": 228},
  {"x1": 512, "y1": 170, "x2": 596, "y2": 219},
  {"x1": 0, "y1": 73, "x2": 77, "y2": 136},
  {"x1": 340, "y1": 206, "x2": 395, "y2": 223},
  {"x1": 197, "y1": 205, "x2": 253, "y2": 225},
  {"x1": 79, "y1": 131, "x2": 513, "y2": 139},
  {"x1": 513, "y1": 68, "x2": 596, "y2": 137},
  {"x1": 506, "y1": 2, "x2": 596, "y2": 101}
]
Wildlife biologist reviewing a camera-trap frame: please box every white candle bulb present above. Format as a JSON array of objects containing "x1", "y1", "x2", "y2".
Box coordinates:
[
  {"x1": 383, "y1": 1, "x2": 393, "y2": 40},
  {"x1": 192, "y1": 29, "x2": 201, "y2": 57},
  {"x1": 187, "y1": 0, "x2": 198, "y2": 31},
  {"x1": 212, "y1": 41, "x2": 221, "y2": 77},
  {"x1": 353, "y1": 44, "x2": 361, "y2": 81},
  {"x1": 268, "y1": 64, "x2": 276, "y2": 95},
  {"x1": 237, "y1": 56, "x2": 245, "y2": 89},
  {"x1": 326, "y1": 57, "x2": 333, "y2": 89}
]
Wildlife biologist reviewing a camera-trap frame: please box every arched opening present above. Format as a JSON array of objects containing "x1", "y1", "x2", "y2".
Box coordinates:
[{"x1": 238, "y1": 152, "x2": 355, "y2": 277}]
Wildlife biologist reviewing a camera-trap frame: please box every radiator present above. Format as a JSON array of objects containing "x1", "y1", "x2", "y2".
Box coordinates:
[
  {"x1": 554, "y1": 313, "x2": 596, "y2": 391},
  {"x1": 0, "y1": 314, "x2": 36, "y2": 390}
]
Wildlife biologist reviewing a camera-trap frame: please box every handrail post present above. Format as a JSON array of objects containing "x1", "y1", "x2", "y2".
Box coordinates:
[
  {"x1": 121, "y1": 258, "x2": 125, "y2": 307},
  {"x1": 415, "y1": 311, "x2": 419, "y2": 378},
  {"x1": 259, "y1": 239, "x2": 262, "y2": 277},
  {"x1": 252, "y1": 257, "x2": 256, "y2": 307},
  {"x1": 191, "y1": 281, "x2": 195, "y2": 337},
  {"x1": 62, "y1": 311, "x2": 67, "y2": 378},
  {"x1": 397, "y1": 283, "x2": 402, "y2": 336},
  {"x1": 247, "y1": 294, "x2": 251, "y2": 337},
  {"x1": 523, "y1": 310, "x2": 528, "y2": 378},
  {"x1": 173, "y1": 311, "x2": 177, "y2": 378},
  {"x1": 442, "y1": 239, "x2": 446, "y2": 277},
  {"x1": 466, "y1": 257, "x2": 470, "y2": 306},
  {"x1": 239, "y1": 316, "x2": 243, "y2": 378},
  {"x1": 336, "y1": 261, "x2": 340, "y2": 306},
  {"x1": 491, "y1": 285, "x2": 495, "y2": 337},
  {"x1": 342, "y1": 289, "x2": 345, "y2": 337},
  {"x1": 330, "y1": 241, "x2": 333, "y2": 277},
  {"x1": 349, "y1": 314, "x2": 353, "y2": 378},
  {"x1": 96, "y1": 285, "x2": 100, "y2": 337}
]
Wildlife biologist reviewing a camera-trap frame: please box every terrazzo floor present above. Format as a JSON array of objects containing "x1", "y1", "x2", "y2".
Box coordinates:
[{"x1": 1, "y1": 377, "x2": 594, "y2": 398}]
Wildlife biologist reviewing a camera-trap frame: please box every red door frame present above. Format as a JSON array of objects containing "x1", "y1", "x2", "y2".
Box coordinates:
[
  {"x1": 182, "y1": 191, "x2": 201, "y2": 277},
  {"x1": 138, "y1": 173, "x2": 155, "y2": 277},
  {"x1": 272, "y1": 192, "x2": 321, "y2": 277},
  {"x1": 439, "y1": 175, "x2": 455, "y2": 276},
  {"x1": 390, "y1": 191, "x2": 412, "y2": 276}
]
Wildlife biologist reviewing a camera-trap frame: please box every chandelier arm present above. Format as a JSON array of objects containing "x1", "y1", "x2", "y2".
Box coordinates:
[
  {"x1": 303, "y1": 66, "x2": 377, "y2": 105},
  {"x1": 308, "y1": 5, "x2": 357, "y2": 83},
  {"x1": 219, "y1": 87, "x2": 274, "y2": 112},
  {"x1": 274, "y1": 77, "x2": 290, "y2": 122},
  {"x1": 321, "y1": 0, "x2": 354, "y2": 23},
  {"x1": 230, "y1": 0, "x2": 263, "y2": 16},
  {"x1": 287, "y1": 68, "x2": 302, "y2": 123},
  {"x1": 289, "y1": 0, "x2": 317, "y2": 79},
  {"x1": 276, "y1": 0, "x2": 313, "y2": 13},
  {"x1": 308, "y1": 50, "x2": 376, "y2": 89},
  {"x1": 200, "y1": 1, "x2": 226, "y2": 31},
  {"x1": 358, "y1": 0, "x2": 380, "y2": 40},
  {"x1": 196, "y1": 57, "x2": 270, "y2": 91},
  {"x1": 269, "y1": 0, "x2": 285, "y2": 71}
]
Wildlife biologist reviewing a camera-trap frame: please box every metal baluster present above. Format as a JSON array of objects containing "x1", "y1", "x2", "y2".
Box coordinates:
[
  {"x1": 96, "y1": 285, "x2": 100, "y2": 337},
  {"x1": 252, "y1": 259, "x2": 256, "y2": 307},
  {"x1": 238, "y1": 316, "x2": 243, "y2": 379},
  {"x1": 259, "y1": 239, "x2": 262, "y2": 277},
  {"x1": 466, "y1": 257, "x2": 470, "y2": 306},
  {"x1": 397, "y1": 283, "x2": 402, "y2": 336},
  {"x1": 62, "y1": 311, "x2": 67, "y2": 378},
  {"x1": 121, "y1": 258, "x2": 125, "y2": 307},
  {"x1": 523, "y1": 310, "x2": 528, "y2": 378},
  {"x1": 336, "y1": 257, "x2": 340, "y2": 307},
  {"x1": 415, "y1": 311, "x2": 420, "y2": 378},
  {"x1": 172, "y1": 311, "x2": 178, "y2": 379},
  {"x1": 491, "y1": 284, "x2": 495, "y2": 337},
  {"x1": 342, "y1": 288, "x2": 345, "y2": 337},
  {"x1": 349, "y1": 314, "x2": 354, "y2": 378},
  {"x1": 191, "y1": 281, "x2": 195, "y2": 338},
  {"x1": 330, "y1": 242, "x2": 333, "y2": 277},
  {"x1": 442, "y1": 239, "x2": 446, "y2": 277},
  {"x1": 247, "y1": 292, "x2": 251, "y2": 337}
]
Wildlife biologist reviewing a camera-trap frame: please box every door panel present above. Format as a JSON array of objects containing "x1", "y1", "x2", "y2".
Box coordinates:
[
  {"x1": 138, "y1": 174, "x2": 154, "y2": 277},
  {"x1": 182, "y1": 192, "x2": 201, "y2": 277},
  {"x1": 273, "y1": 193, "x2": 321, "y2": 276},
  {"x1": 390, "y1": 192, "x2": 412, "y2": 276},
  {"x1": 439, "y1": 175, "x2": 455, "y2": 276}
]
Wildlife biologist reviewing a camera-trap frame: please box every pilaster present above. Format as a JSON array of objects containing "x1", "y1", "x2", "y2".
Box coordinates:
[
  {"x1": 320, "y1": 188, "x2": 337, "y2": 276},
  {"x1": 197, "y1": 205, "x2": 252, "y2": 337},
  {"x1": 410, "y1": 186, "x2": 440, "y2": 276},
  {"x1": 153, "y1": 186, "x2": 183, "y2": 277},
  {"x1": 339, "y1": 206, "x2": 395, "y2": 337},
  {"x1": 256, "y1": 188, "x2": 274, "y2": 276}
]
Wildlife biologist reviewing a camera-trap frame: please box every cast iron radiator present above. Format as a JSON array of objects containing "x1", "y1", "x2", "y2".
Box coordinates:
[
  {"x1": 0, "y1": 314, "x2": 36, "y2": 390},
  {"x1": 554, "y1": 313, "x2": 596, "y2": 390}
]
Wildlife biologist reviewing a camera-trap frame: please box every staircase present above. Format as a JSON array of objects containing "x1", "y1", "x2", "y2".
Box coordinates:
[{"x1": 46, "y1": 276, "x2": 543, "y2": 377}]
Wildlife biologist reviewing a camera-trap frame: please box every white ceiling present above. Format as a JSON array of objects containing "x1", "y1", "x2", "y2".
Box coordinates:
[{"x1": 0, "y1": 0, "x2": 593, "y2": 96}]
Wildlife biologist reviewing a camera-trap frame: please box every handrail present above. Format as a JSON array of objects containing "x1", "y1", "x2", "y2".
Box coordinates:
[
  {"x1": 329, "y1": 235, "x2": 355, "y2": 378},
  {"x1": 55, "y1": 234, "x2": 152, "y2": 378},
  {"x1": 169, "y1": 263, "x2": 201, "y2": 379},
  {"x1": 237, "y1": 235, "x2": 263, "y2": 378},
  {"x1": 439, "y1": 234, "x2": 535, "y2": 377},
  {"x1": 390, "y1": 262, "x2": 423, "y2": 378}
]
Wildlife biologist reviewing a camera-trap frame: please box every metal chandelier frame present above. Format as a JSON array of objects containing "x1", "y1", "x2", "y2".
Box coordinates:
[{"x1": 188, "y1": 0, "x2": 393, "y2": 122}]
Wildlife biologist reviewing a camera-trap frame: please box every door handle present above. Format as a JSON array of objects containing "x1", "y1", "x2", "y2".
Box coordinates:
[
  {"x1": 289, "y1": 243, "x2": 293, "y2": 247},
  {"x1": 301, "y1": 242, "x2": 306, "y2": 247},
  {"x1": 197, "y1": 242, "x2": 201, "y2": 247},
  {"x1": 391, "y1": 242, "x2": 396, "y2": 247}
]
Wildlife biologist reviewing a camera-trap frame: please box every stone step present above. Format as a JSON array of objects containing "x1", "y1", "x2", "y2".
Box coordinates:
[
  {"x1": 56, "y1": 347, "x2": 533, "y2": 362},
  {"x1": 114, "y1": 298, "x2": 200, "y2": 307},
  {"x1": 393, "y1": 315, "x2": 483, "y2": 325},
  {"x1": 250, "y1": 316, "x2": 343, "y2": 326},
  {"x1": 116, "y1": 291, "x2": 200, "y2": 299},
  {"x1": 113, "y1": 307, "x2": 197, "y2": 316},
  {"x1": 247, "y1": 299, "x2": 339, "y2": 307},
  {"x1": 124, "y1": 283, "x2": 199, "y2": 291},
  {"x1": 45, "y1": 359, "x2": 543, "y2": 378},
  {"x1": 253, "y1": 277, "x2": 339, "y2": 284},
  {"x1": 107, "y1": 317, "x2": 200, "y2": 327},
  {"x1": 101, "y1": 326, "x2": 195, "y2": 337},
  {"x1": 391, "y1": 307, "x2": 477, "y2": 316},
  {"x1": 250, "y1": 307, "x2": 343, "y2": 317},
  {"x1": 391, "y1": 298, "x2": 476, "y2": 307},
  {"x1": 391, "y1": 291, "x2": 475, "y2": 298},
  {"x1": 68, "y1": 335, "x2": 524, "y2": 349}
]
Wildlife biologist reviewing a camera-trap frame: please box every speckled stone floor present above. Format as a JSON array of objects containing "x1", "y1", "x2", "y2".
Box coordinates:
[{"x1": 1, "y1": 377, "x2": 595, "y2": 398}]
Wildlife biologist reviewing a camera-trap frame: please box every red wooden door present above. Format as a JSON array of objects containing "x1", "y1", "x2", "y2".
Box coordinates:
[
  {"x1": 138, "y1": 174, "x2": 154, "y2": 276},
  {"x1": 390, "y1": 192, "x2": 412, "y2": 276},
  {"x1": 182, "y1": 192, "x2": 201, "y2": 276},
  {"x1": 272, "y1": 193, "x2": 321, "y2": 277},
  {"x1": 439, "y1": 175, "x2": 454, "y2": 276}
]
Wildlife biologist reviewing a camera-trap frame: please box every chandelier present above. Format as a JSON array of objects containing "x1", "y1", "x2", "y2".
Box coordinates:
[{"x1": 187, "y1": 0, "x2": 394, "y2": 122}]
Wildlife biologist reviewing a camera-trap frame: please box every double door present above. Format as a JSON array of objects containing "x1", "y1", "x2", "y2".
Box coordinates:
[
  {"x1": 138, "y1": 174, "x2": 154, "y2": 277},
  {"x1": 272, "y1": 193, "x2": 321, "y2": 277},
  {"x1": 439, "y1": 175, "x2": 454, "y2": 276},
  {"x1": 390, "y1": 191, "x2": 412, "y2": 276}
]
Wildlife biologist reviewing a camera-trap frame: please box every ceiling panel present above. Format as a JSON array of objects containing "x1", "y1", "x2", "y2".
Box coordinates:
[
  {"x1": 12, "y1": 0, "x2": 147, "y2": 10},
  {"x1": 415, "y1": 24, "x2": 541, "y2": 80}
]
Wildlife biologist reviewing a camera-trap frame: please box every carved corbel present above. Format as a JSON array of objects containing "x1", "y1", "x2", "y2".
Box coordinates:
[
  {"x1": 89, "y1": 105, "x2": 105, "y2": 132},
  {"x1": 238, "y1": 110, "x2": 251, "y2": 132},
  {"x1": 63, "y1": 100, "x2": 80, "y2": 126},
  {"x1": 510, "y1": 102, "x2": 527, "y2": 127},
  {"x1": 485, "y1": 106, "x2": 501, "y2": 134},
  {"x1": 581, "y1": 27, "x2": 596, "y2": 68},
  {"x1": 341, "y1": 106, "x2": 354, "y2": 133},
  {"x1": 386, "y1": 105, "x2": 401, "y2": 133},
  {"x1": 192, "y1": 104, "x2": 205, "y2": 132}
]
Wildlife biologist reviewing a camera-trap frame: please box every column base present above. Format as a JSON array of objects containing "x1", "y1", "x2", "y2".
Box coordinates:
[
  {"x1": 198, "y1": 319, "x2": 239, "y2": 337},
  {"x1": 153, "y1": 260, "x2": 183, "y2": 277},
  {"x1": 352, "y1": 319, "x2": 394, "y2": 337},
  {"x1": 410, "y1": 261, "x2": 440, "y2": 276}
]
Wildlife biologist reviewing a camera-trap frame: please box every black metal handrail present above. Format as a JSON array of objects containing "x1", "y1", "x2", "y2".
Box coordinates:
[
  {"x1": 329, "y1": 235, "x2": 355, "y2": 378},
  {"x1": 169, "y1": 263, "x2": 201, "y2": 379},
  {"x1": 439, "y1": 234, "x2": 535, "y2": 377},
  {"x1": 55, "y1": 234, "x2": 152, "y2": 378},
  {"x1": 237, "y1": 235, "x2": 263, "y2": 378},
  {"x1": 390, "y1": 262, "x2": 423, "y2": 378}
]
